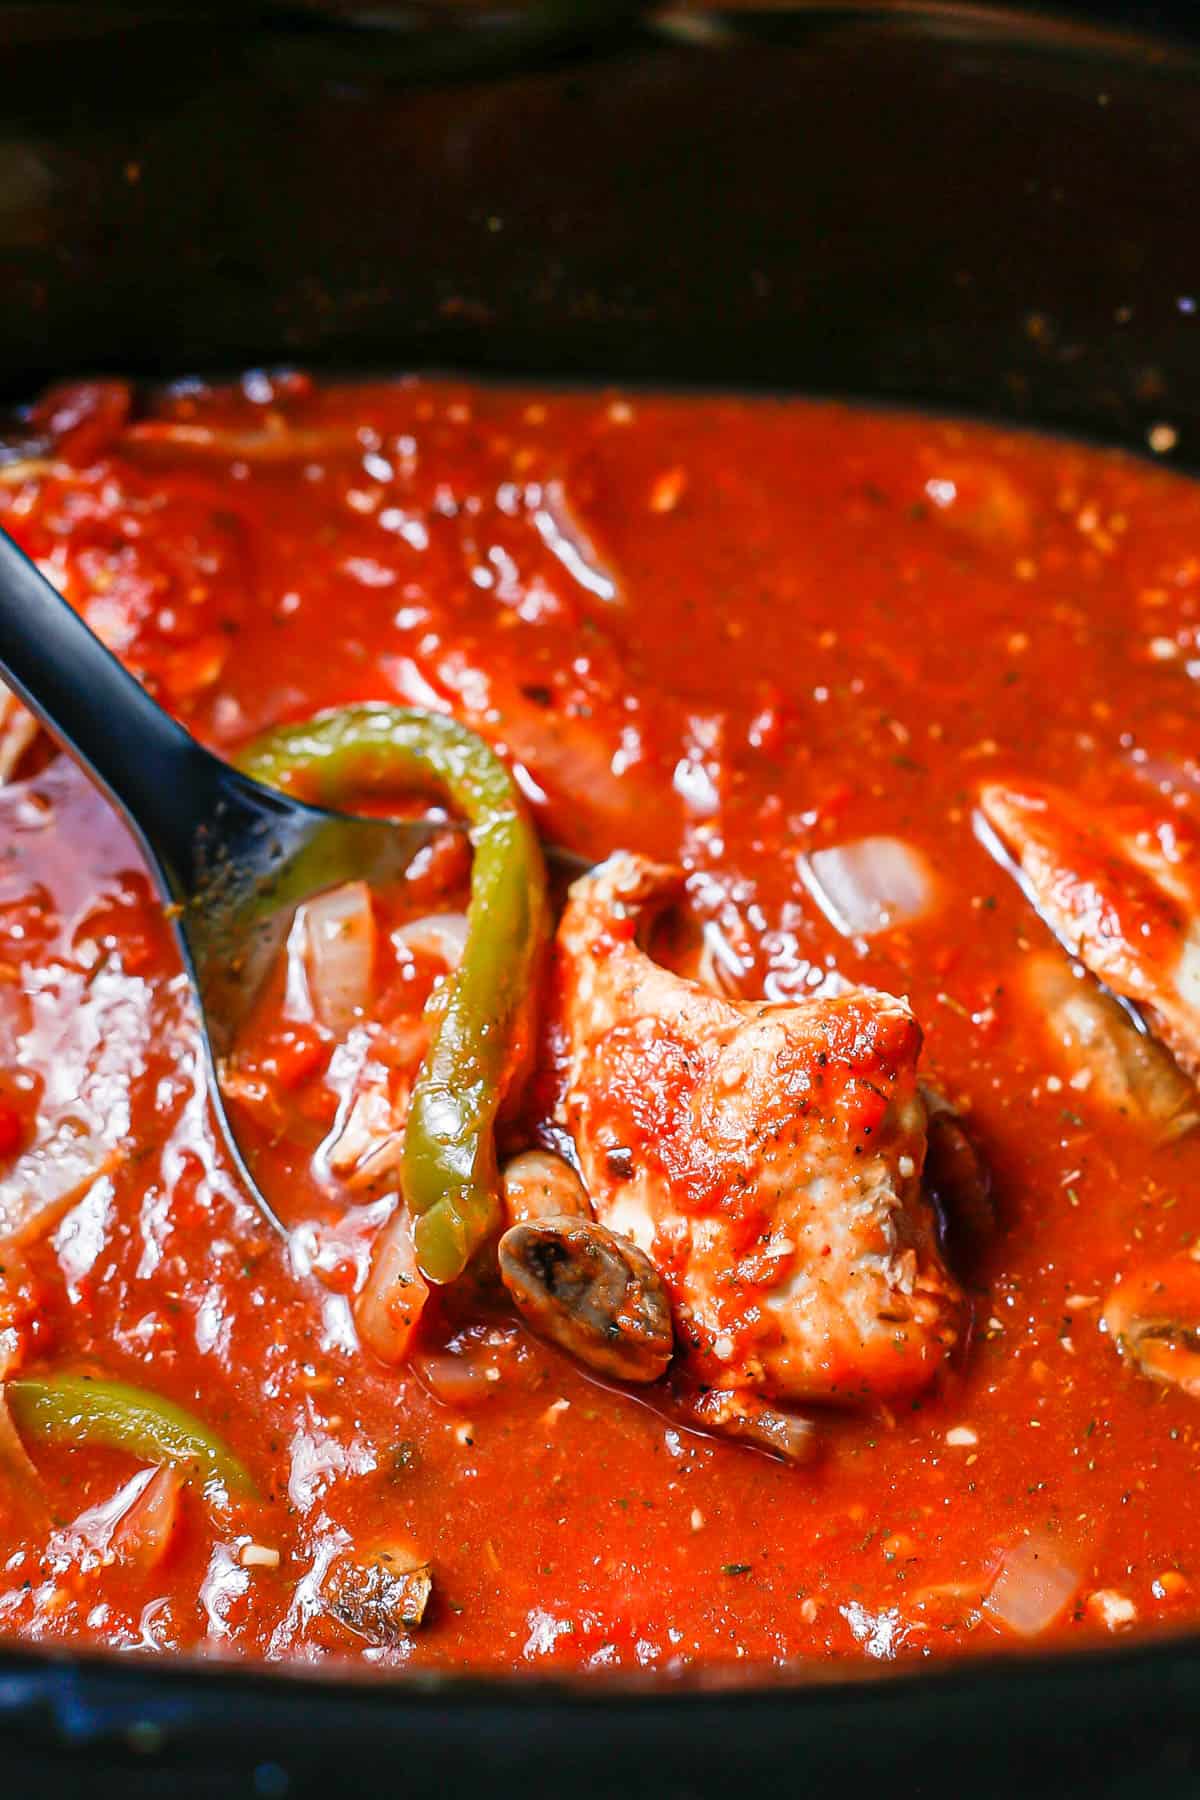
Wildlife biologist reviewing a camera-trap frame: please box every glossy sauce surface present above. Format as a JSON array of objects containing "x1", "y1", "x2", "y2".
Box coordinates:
[{"x1": 2, "y1": 375, "x2": 1200, "y2": 1672}]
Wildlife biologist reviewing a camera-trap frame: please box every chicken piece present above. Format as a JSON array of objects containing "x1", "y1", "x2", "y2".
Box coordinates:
[
  {"x1": 979, "y1": 779, "x2": 1200, "y2": 1080},
  {"x1": 554, "y1": 854, "x2": 961, "y2": 1406}
]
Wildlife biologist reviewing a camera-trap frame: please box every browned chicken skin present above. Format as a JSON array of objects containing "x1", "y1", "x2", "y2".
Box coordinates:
[{"x1": 552, "y1": 853, "x2": 962, "y2": 1408}]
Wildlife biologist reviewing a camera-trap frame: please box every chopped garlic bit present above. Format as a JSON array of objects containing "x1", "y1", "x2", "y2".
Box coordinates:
[
  {"x1": 690, "y1": 1509, "x2": 705, "y2": 1532},
  {"x1": 239, "y1": 1542, "x2": 281, "y2": 1570},
  {"x1": 945, "y1": 1425, "x2": 978, "y2": 1447},
  {"x1": 1087, "y1": 1588, "x2": 1137, "y2": 1631},
  {"x1": 541, "y1": 1398, "x2": 570, "y2": 1428}
]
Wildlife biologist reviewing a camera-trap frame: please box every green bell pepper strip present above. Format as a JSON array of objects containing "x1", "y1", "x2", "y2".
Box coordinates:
[
  {"x1": 236, "y1": 705, "x2": 550, "y2": 1283},
  {"x1": 6, "y1": 1373, "x2": 258, "y2": 1496}
]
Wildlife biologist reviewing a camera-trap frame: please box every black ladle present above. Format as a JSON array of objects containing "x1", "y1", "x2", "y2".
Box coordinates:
[{"x1": 0, "y1": 526, "x2": 472, "y2": 1234}]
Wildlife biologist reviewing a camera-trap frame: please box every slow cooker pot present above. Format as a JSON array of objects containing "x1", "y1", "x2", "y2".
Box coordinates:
[{"x1": 2, "y1": 4, "x2": 1200, "y2": 1793}]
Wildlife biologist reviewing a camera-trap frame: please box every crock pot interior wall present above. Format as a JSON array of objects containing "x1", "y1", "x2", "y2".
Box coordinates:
[
  {"x1": 1, "y1": 8, "x2": 1198, "y2": 460},
  {"x1": 3, "y1": 9, "x2": 1200, "y2": 1799}
]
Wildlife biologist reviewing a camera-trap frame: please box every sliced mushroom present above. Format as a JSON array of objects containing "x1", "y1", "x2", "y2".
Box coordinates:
[
  {"x1": 681, "y1": 1386, "x2": 819, "y2": 1467},
  {"x1": 500, "y1": 1148, "x2": 590, "y2": 1226},
  {"x1": 498, "y1": 1214, "x2": 674, "y2": 1383},
  {"x1": 323, "y1": 1544, "x2": 433, "y2": 1644},
  {"x1": 920, "y1": 1084, "x2": 995, "y2": 1271},
  {"x1": 1104, "y1": 1257, "x2": 1200, "y2": 1398}
]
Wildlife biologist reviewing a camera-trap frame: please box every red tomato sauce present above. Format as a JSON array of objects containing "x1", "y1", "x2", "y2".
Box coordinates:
[{"x1": 1, "y1": 372, "x2": 1200, "y2": 1672}]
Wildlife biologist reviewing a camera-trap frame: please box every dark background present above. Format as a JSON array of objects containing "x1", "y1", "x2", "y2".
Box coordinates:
[{"x1": 7, "y1": 1, "x2": 1200, "y2": 35}]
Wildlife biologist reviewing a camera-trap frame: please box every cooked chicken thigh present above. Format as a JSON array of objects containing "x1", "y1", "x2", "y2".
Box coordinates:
[
  {"x1": 554, "y1": 853, "x2": 961, "y2": 1407},
  {"x1": 979, "y1": 779, "x2": 1200, "y2": 1080}
]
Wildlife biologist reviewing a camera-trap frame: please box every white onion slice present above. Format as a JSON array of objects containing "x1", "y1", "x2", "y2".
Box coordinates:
[
  {"x1": 0, "y1": 1129, "x2": 121, "y2": 1249},
  {"x1": 294, "y1": 882, "x2": 376, "y2": 1034},
  {"x1": 531, "y1": 479, "x2": 618, "y2": 604},
  {"x1": 48, "y1": 1465, "x2": 181, "y2": 1573},
  {"x1": 412, "y1": 1349, "x2": 501, "y2": 1409},
  {"x1": 325, "y1": 1078, "x2": 406, "y2": 1196},
  {"x1": 392, "y1": 910, "x2": 469, "y2": 972},
  {"x1": 109, "y1": 1464, "x2": 184, "y2": 1569},
  {"x1": 983, "y1": 1532, "x2": 1082, "y2": 1638},
  {"x1": 59, "y1": 1464, "x2": 180, "y2": 1572},
  {"x1": 0, "y1": 964, "x2": 148, "y2": 1246},
  {"x1": 123, "y1": 421, "x2": 366, "y2": 462},
  {"x1": 800, "y1": 837, "x2": 936, "y2": 938},
  {"x1": 355, "y1": 1206, "x2": 429, "y2": 1365},
  {"x1": 289, "y1": 1194, "x2": 392, "y2": 1290}
]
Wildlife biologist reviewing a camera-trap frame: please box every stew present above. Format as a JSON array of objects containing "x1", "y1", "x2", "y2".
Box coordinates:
[{"x1": 0, "y1": 371, "x2": 1199, "y2": 1671}]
